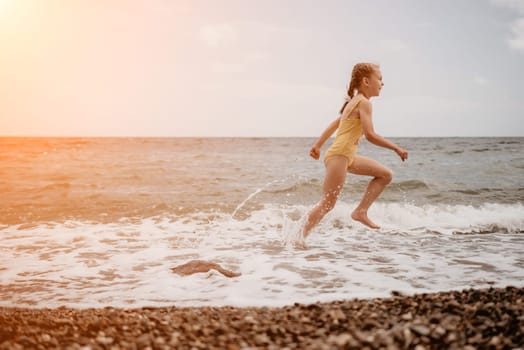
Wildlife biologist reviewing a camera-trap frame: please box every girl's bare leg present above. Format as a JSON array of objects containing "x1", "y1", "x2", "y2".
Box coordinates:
[
  {"x1": 348, "y1": 155, "x2": 393, "y2": 229},
  {"x1": 302, "y1": 156, "x2": 348, "y2": 238}
]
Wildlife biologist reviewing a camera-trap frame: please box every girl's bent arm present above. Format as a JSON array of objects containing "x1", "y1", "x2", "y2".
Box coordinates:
[
  {"x1": 309, "y1": 117, "x2": 340, "y2": 159},
  {"x1": 314, "y1": 117, "x2": 340, "y2": 148},
  {"x1": 359, "y1": 100, "x2": 408, "y2": 161}
]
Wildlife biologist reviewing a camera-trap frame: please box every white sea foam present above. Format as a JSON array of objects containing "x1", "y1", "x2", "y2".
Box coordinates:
[{"x1": 0, "y1": 201, "x2": 523, "y2": 308}]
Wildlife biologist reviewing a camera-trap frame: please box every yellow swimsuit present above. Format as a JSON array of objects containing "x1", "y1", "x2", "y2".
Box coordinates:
[{"x1": 324, "y1": 99, "x2": 363, "y2": 168}]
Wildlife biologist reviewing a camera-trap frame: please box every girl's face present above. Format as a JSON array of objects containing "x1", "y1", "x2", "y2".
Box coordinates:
[
  {"x1": 364, "y1": 68, "x2": 384, "y2": 97},
  {"x1": 369, "y1": 68, "x2": 384, "y2": 96}
]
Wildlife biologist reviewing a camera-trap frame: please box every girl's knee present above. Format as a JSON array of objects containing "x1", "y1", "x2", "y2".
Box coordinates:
[{"x1": 382, "y1": 169, "x2": 393, "y2": 184}]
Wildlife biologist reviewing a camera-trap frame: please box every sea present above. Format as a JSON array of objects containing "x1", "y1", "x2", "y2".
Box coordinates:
[{"x1": 0, "y1": 137, "x2": 523, "y2": 308}]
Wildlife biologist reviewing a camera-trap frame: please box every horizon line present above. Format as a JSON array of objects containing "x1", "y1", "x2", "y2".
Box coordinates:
[{"x1": 1, "y1": 135, "x2": 523, "y2": 139}]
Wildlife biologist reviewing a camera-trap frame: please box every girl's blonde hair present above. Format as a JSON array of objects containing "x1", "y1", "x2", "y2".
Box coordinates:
[{"x1": 339, "y1": 63, "x2": 379, "y2": 114}]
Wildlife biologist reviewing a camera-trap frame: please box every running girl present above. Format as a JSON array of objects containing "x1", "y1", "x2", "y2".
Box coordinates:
[{"x1": 303, "y1": 63, "x2": 408, "y2": 239}]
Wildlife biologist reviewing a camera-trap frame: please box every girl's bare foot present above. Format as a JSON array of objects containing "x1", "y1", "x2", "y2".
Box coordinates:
[
  {"x1": 351, "y1": 209, "x2": 380, "y2": 229},
  {"x1": 293, "y1": 233, "x2": 308, "y2": 249},
  {"x1": 293, "y1": 240, "x2": 308, "y2": 250}
]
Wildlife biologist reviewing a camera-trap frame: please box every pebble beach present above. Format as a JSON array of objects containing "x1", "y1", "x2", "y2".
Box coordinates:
[{"x1": 1, "y1": 286, "x2": 522, "y2": 349}]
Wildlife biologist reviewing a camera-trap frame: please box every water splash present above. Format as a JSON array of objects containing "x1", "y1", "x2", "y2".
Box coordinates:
[
  {"x1": 281, "y1": 212, "x2": 308, "y2": 248},
  {"x1": 231, "y1": 187, "x2": 267, "y2": 219},
  {"x1": 231, "y1": 176, "x2": 309, "y2": 219}
]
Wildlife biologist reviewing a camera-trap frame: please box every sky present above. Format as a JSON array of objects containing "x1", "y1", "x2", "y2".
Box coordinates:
[{"x1": 0, "y1": 0, "x2": 523, "y2": 137}]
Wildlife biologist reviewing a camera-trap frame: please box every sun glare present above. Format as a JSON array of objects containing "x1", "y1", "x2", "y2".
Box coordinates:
[
  {"x1": 0, "y1": 0, "x2": 17, "y2": 21},
  {"x1": 0, "y1": 0, "x2": 12, "y2": 12}
]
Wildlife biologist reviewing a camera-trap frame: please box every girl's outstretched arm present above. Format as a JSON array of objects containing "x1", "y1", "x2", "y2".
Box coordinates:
[
  {"x1": 309, "y1": 117, "x2": 340, "y2": 159},
  {"x1": 359, "y1": 99, "x2": 408, "y2": 161}
]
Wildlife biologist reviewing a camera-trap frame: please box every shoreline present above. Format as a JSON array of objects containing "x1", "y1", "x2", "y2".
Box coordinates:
[{"x1": 1, "y1": 286, "x2": 522, "y2": 349}]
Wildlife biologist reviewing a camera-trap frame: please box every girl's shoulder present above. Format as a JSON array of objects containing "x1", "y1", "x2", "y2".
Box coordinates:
[
  {"x1": 350, "y1": 95, "x2": 370, "y2": 108},
  {"x1": 344, "y1": 96, "x2": 370, "y2": 119}
]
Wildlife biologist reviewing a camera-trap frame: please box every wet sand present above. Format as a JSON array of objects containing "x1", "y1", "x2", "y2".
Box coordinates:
[{"x1": 0, "y1": 286, "x2": 522, "y2": 349}]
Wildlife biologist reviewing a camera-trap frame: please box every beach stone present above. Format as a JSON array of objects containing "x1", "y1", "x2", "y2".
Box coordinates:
[
  {"x1": 402, "y1": 327, "x2": 413, "y2": 348},
  {"x1": 254, "y1": 334, "x2": 270, "y2": 345},
  {"x1": 446, "y1": 332, "x2": 458, "y2": 343},
  {"x1": 391, "y1": 290, "x2": 406, "y2": 297},
  {"x1": 136, "y1": 333, "x2": 151, "y2": 348},
  {"x1": 299, "y1": 316, "x2": 311, "y2": 323},
  {"x1": 95, "y1": 335, "x2": 113, "y2": 345},
  {"x1": 363, "y1": 320, "x2": 381, "y2": 330},
  {"x1": 410, "y1": 324, "x2": 430, "y2": 336},
  {"x1": 441, "y1": 315, "x2": 461, "y2": 330},
  {"x1": 432, "y1": 325, "x2": 446, "y2": 338},
  {"x1": 243, "y1": 315, "x2": 256, "y2": 323},
  {"x1": 401, "y1": 312, "x2": 413, "y2": 320},
  {"x1": 488, "y1": 335, "x2": 501, "y2": 346},
  {"x1": 467, "y1": 332, "x2": 483, "y2": 345},
  {"x1": 327, "y1": 333, "x2": 357, "y2": 347}
]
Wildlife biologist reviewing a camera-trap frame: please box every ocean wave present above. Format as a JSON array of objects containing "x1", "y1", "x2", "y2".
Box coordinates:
[
  {"x1": 389, "y1": 180, "x2": 430, "y2": 191},
  {"x1": 355, "y1": 202, "x2": 524, "y2": 235},
  {"x1": 264, "y1": 178, "x2": 320, "y2": 194},
  {"x1": 257, "y1": 178, "x2": 431, "y2": 196},
  {"x1": 452, "y1": 224, "x2": 524, "y2": 235},
  {"x1": 5, "y1": 201, "x2": 522, "y2": 236},
  {"x1": 451, "y1": 189, "x2": 481, "y2": 195},
  {"x1": 247, "y1": 201, "x2": 524, "y2": 236}
]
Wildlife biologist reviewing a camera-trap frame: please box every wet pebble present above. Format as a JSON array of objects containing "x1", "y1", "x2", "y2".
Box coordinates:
[{"x1": 0, "y1": 286, "x2": 522, "y2": 349}]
